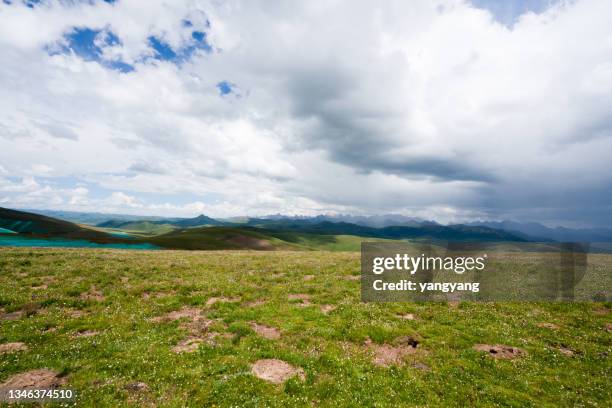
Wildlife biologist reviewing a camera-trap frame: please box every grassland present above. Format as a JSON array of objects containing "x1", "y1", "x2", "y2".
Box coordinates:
[{"x1": 0, "y1": 248, "x2": 610, "y2": 407}]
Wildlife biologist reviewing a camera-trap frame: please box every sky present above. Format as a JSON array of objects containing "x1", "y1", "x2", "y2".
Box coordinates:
[{"x1": 0, "y1": 0, "x2": 611, "y2": 227}]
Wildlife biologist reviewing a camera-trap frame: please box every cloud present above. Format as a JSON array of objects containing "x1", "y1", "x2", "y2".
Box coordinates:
[{"x1": 0, "y1": 0, "x2": 611, "y2": 227}]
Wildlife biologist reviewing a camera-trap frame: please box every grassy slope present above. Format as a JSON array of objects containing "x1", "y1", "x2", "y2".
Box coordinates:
[
  {"x1": 148, "y1": 227, "x2": 408, "y2": 251},
  {"x1": 111, "y1": 222, "x2": 176, "y2": 235},
  {"x1": 0, "y1": 248, "x2": 610, "y2": 407},
  {"x1": 0, "y1": 207, "x2": 127, "y2": 243},
  {"x1": 147, "y1": 227, "x2": 298, "y2": 250}
]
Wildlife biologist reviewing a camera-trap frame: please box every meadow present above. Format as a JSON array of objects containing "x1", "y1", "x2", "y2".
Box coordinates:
[{"x1": 0, "y1": 247, "x2": 610, "y2": 407}]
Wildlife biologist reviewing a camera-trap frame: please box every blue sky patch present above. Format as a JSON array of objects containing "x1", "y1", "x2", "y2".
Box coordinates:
[
  {"x1": 148, "y1": 36, "x2": 178, "y2": 61},
  {"x1": 47, "y1": 26, "x2": 134, "y2": 73},
  {"x1": 217, "y1": 81, "x2": 234, "y2": 96},
  {"x1": 147, "y1": 31, "x2": 212, "y2": 64},
  {"x1": 470, "y1": 0, "x2": 557, "y2": 26}
]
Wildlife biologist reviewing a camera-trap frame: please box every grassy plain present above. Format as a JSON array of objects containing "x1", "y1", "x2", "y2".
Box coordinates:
[{"x1": 0, "y1": 248, "x2": 610, "y2": 407}]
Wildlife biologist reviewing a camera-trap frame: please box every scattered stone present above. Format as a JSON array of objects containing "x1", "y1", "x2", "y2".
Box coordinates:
[
  {"x1": 448, "y1": 300, "x2": 460, "y2": 308},
  {"x1": 320, "y1": 304, "x2": 336, "y2": 314},
  {"x1": 537, "y1": 322, "x2": 560, "y2": 330},
  {"x1": 344, "y1": 275, "x2": 360, "y2": 281},
  {"x1": 605, "y1": 323, "x2": 612, "y2": 332},
  {"x1": 251, "y1": 359, "x2": 305, "y2": 384},
  {"x1": 32, "y1": 284, "x2": 48, "y2": 290},
  {"x1": 474, "y1": 344, "x2": 526, "y2": 359},
  {"x1": 206, "y1": 296, "x2": 241, "y2": 306},
  {"x1": 171, "y1": 337, "x2": 203, "y2": 353},
  {"x1": 0, "y1": 342, "x2": 28, "y2": 354},
  {"x1": 16, "y1": 272, "x2": 28, "y2": 278},
  {"x1": 397, "y1": 313, "x2": 415, "y2": 320},
  {"x1": 303, "y1": 275, "x2": 315, "y2": 281},
  {"x1": 124, "y1": 382, "x2": 148, "y2": 392},
  {"x1": 0, "y1": 369, "x2": 64, "y2": 393},
  {"x1": 250, "y1": 322, "x2": 281, "y2": 340}
]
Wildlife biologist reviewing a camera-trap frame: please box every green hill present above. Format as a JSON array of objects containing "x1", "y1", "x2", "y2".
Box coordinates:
[{"x1": 0, "y1": 207, "x2": 135, "y2": 244}]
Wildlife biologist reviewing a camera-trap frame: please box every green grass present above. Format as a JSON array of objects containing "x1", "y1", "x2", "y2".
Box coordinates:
[
  {"x1": 0, "y1": 248, "x2": 610, "y2": 407},
  {"x1": 107, "y1": 222, "x2": 176, "y2": 235}
]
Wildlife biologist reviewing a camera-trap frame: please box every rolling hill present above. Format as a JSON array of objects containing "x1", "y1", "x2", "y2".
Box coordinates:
[
  {"x1": 0, "y1": 207, "x2": 117, "y2": 242},
  {"x1": 1, "y1": 207, "x2": 531, "y2": 251}
]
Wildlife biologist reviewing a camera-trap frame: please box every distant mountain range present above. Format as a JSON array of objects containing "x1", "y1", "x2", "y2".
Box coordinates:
[
  {"x1": 468, "y1": 220, "x2": 612, "y2": 243},
  {"x1": 12, "y1": 208, "x2": 612, "y2": 245},
  {"x1": 1, "y1": 207, "x2": 533, "y2": 251}
]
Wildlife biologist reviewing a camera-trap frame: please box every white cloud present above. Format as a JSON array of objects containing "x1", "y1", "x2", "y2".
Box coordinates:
[{"x1": 0, "y1": 0, "x2": 611, "y2": 226}]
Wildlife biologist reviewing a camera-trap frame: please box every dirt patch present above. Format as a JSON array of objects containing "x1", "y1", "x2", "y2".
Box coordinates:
[
  {"x1": 227, "y1": 235, "x2": 274, "y2": 250},
  {"x1": 0, "y1": 342, "x2": 28, "y2": 353},
  {"x1": 69, "y1": 310, "x2": 86, "y2": 318},
  {"x1": 80, "y1": 288, "x2": 105, "y2": 302},
  {"x1": 366, "y1": 336, "x2": 421, "y2": 367},
  {"x1": 605, "y1": 323, "x2": 612, "y2": 332},
  {"x1": 320, "y1": 304, "x2": 336, "y2": 314},
  {"x1": 474, "y1": 344, "x2": 526, "y2": 359},
  {"x1": 124, "y1": 382, "x2": 148, "y2": 392},
  {"x1": 171, "y1": 337, "x2": 203, "y2": 353},
  {"x1": 0, "y1": 369, "x2": 65, "y2": 392},
  {"x1": 411, "y1": 362, "x2": 431, "y2": 371},
  {"x1": 1, "y1": 310, "x2": 24, "y2": 321},
  {"x1": 397, "y1": 313, "x2": 415, "y2": 320},
  {"x1": 537, "y1": 322, "x2": 560, "y2": 330},
  {"x1": 245, "y1": 299, "x2": 267, "y2": 308},
  {"x1": 288, "y1": 294, "x2": 311, "y2": 307},
  {"x1": 448, "y1": 300, "x2": 460, "y2": 308},
  {"x1": 303, "y1": 275, "x2": 315, "y2": 281},
  {"x1": 557, "y1": 346, "x2": 575, "y2": 356},
  {"x1": 32, "y1": 284, "x2": 48, "y2": 290},
  {"x1": 179, "y1": 317, "x2": 216, "y2": 335},
  {"x1": 150, "y1": 307, "x2": 203, "y2": 323},
  {"x1": 250, "y1": 322, "x2": 281, "y2": 340},
  {"x1": 142, "y1": 291, "x2": 173, "y2": 300},
  {"x1": 206, "y1": 297, "x2": 241, "y2": 306},
  {"x1": 251, "y1": 359, "x2": 305, "y2": 384},
  {"x1": 73, "y1": 330, "x2": 99, "y2": 338},
  {"x1": 344, "y1": 275, "x2": 360, "y2": 281},
  {"x1": 593, "y1": 307, "x2": 609, "y2": 315}
]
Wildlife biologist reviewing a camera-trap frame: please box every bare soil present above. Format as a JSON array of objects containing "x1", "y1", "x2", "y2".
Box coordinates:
[
  {"x1": 0, "y1": 369, "x2": 64, "y2": 392},
  {"x1": 474, "y1": 344, "x2": 527, "y2": 359},
  {"x1": 0, "y1": 342, "x2": 28, "y2": 353},
  {"x1": 251, "y1": 359, "x2": 305, "y2": 384},
  {"x1": 250, "y1": 322, "x2": 281, "y2": 339}
]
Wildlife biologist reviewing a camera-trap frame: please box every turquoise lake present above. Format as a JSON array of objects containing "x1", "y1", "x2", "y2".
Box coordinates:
[{"x1": 0, "y1": 235, "x2": 159, "y2": 250}]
